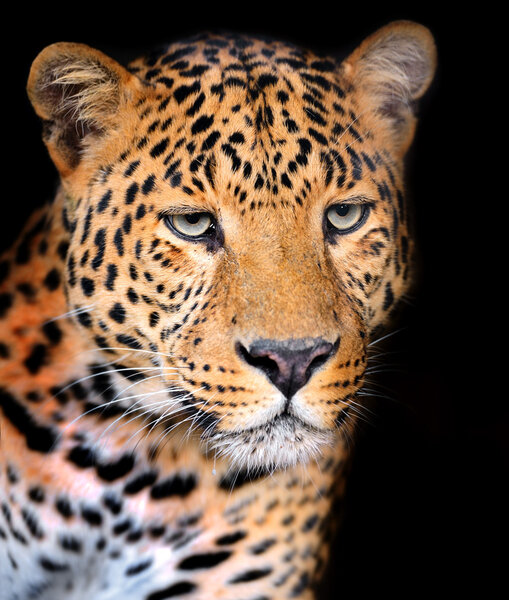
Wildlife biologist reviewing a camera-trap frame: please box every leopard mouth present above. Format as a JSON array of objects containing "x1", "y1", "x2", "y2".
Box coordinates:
[{"x1": 203, "y1": 412, "x2": 335, "y2": 471}]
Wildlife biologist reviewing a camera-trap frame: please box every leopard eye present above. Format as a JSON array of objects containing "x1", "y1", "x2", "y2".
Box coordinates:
[
  {"x1": 166, "y1": 212, "x2": 214, "y2": 238},
  {"x1": 326, "y1": 203, "x2": 368, "y2": 234}
]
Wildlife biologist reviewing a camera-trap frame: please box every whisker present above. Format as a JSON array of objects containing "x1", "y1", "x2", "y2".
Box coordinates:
[
  {"x1": 63, "y1": 374, "x2": 182, "y2": 430},
  {"x1": 43, "y1": 304, "x2": 96, "y2": 323},
  {"x1": 75, "y1": 346, "x2": 178, "y2": 359},
  {"x1": 93, "y1": 389, "x2": 184, "y2": 444},
  {"x1": 368, "y1": 328, "x2": 406, "y2": 347}
]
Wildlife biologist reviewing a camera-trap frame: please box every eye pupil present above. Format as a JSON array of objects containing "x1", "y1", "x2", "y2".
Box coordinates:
[
  {"x1": 336, "y1": 204, "x2": 350, "y2": 217},
  {"x1": 185, "y1": 213, "x2": 201, "y2": 224}
]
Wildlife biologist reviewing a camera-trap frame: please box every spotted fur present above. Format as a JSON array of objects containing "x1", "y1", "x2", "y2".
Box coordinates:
[{"x1": 1, "y1": 22, "x2": 435, "y2": 600}]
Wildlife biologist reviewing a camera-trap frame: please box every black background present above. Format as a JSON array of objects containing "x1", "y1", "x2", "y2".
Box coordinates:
[{"x1": 2, "y1": 4, "x2": 504, "y2": 597}]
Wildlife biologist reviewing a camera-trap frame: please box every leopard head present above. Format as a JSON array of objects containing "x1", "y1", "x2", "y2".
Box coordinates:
[{"x1": 27, "y1": 22, "x2": 436, "y2": 470}]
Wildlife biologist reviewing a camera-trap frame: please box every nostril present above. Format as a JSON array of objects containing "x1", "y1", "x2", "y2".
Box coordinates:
[
  {"x1": 305, "y1": 337, "x2": 340, "y2": 379},
  {"x1": 235, "y1": 342, "x2": 280, "y2": 380},
  {"x1": 306, "y1": 352, "x2": 329, "y2": 375}
]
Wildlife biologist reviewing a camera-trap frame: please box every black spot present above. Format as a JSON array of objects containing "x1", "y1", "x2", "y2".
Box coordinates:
[
  {"x1": 123, "y1": 470, "x2": 159, "y2": 495},
  {"x1": 126, "y1": 528, "x2": 143, "y2": 543},
  {"x1": 201, "y1": 130, "x2": 221, "y2": 151},
  {"x1": 302, "y1": 514, "x2": 319, "y2": 532},
  {"x1": 97, "y1": 190, "x2": 112, "y2": 212},
  {"x1": 281, "y1": 173, "x2": 292, "y2": 189},
  {"x1": 81, "y1": 506, "x2": 103, "y2": 526},
  {"x1": 0, "y1": 293, "x2": 13, "y2": 318},
  {"x1": 148, "y1": 524, "x2": 166, "y2": 538},
  {"x1": 88, "y1": 364, "x2": 115, "y2": 402},
  {"x1": 191, "y1": 114, "x2": 214, "y2": 135},
  {"x1": 102, "y1": 492, "x2": 123, "y2": 515},
  {"x1": 250, "y1": 538, "x2": 276, "y2": 554},
  {"x1": 28, "y1": 486, "x2": 45, "y2": 503},
  {"x1": 40, "y1": 556, "x2": 69, "y2": 572},
  {"x1": 142, "y1": 175, "x2": 156, "y2": 194},
  {"x1": 221, "y1": 143, "x2": 241, "y2": 171},
  {"x1": 67, "y1": 254, "x2": 76, "y2": 287},
  {"x1": 96, "y1": 537, "x2": 106, "y2": 551},
  {"x1": 136, "y1": 204, "x2": 147, "y2": 220},
  {"x1": 113, "y1": 228, "x2": 125, "y2": 256},
  {"x1": 383, "y1": 282, "x2": 394, "y2": 310},
  {"x1": 113, "y1": 518, "x2": 133, "y2": 535},
  {"x1": 0, "y1": 342, "x2": 9, "y2": 359},
  {"x1": 96, "y1": 453, "x2": 135, "y2": 482},
  {"x1": 67, "y1": 445, "x2": 97, "y2": 468},
  {"x1": 38, "y1": 239, "x2": 48, "y2": 255},
  {"x1": 42, "y1": 321, "x2": 62, "y2": 345},
  {"x1": 109, "y1": 303, "x2": 126, "y2": 324},
  {"x1": 55, "y1": 497, "x2": 74, "y2": 518},
  {"x1": 216, "y1": 530, "x2": 247, "y2": 545},
  {"x1": 57, "y1": 240, "x2": 69, "y2": 260},
  {"x1": 80, "y1": 277, "x2": 95, "y2": 297},
  {"x1": 80, "y1": 206, "x2": 93, "y2": 244},
  {"x1": 126, "y1": 182, "x2": 139, "y2": 205},
  {"x1": 219, "y1": 467, "x2": 269, "y2": 490},
  {"x1": 146, "y1": 581, "x2": 197, "y2": 600},
  {"x1": 21, "y1": 507, "x2": 44, "y2": 538},
  {"x1": 127, "y1": 288, "x2": 139, "y2": 304},
  {"x1": 187, "y1": 92, "x2": 206, "y2": 117},
  {"x1": 0, "y1": 388, "x2": 58, "y2": 453},
  {"x1": 149, "y1": 312, "x2": 160, "y2": 327},
  {"x1": 43, "y1": 268, "x2": 60, "y2": 291},
  {"x1": 150, "y1": 473, "x2": 196, "y2": 499},
  {"x1": 304, "y1": 107, "x2": 327, "y2": 126},
  {"x1": 288, "y1": 571, "x2": 310, "y2": 597},
  {"x1": 59, "y1": 534, "x2": 82, "y2": 553},
  {"x1": 150, "y1": 138, "x2": 169, "y2": 158},
  {"x1": 126, "y1": 558, "x2": 153, "y2": 576},
  {"x1": 71, "y1": 380, "x2": 88, "y2": 399},
  {"x1": 76, "y1": 310, "x2": 92, "y2": 328},
  {"x1": 174, "y1": 81, "x2": 201, "y2": 104},
  {"x1": 308, "y1": 127, "x2": 328, "y2": 145},
  {"x1": 26, "y1": 390, "x2": 42, "y2": 403},
  {"x1": 91, "y1": 228, "x2": 106, "y2": 270},
  {"x1": 346, "y1": 146, "x2": 363, "y2": 180},
  {"x1": 116, "y1": 334, "x2": 143, "y2": 350},
  {"x1": 229, "y1": 567, "x2": 272, "y2": 583},
  {"x1": 257, "y1": 73, "x2": 278, "y2": 88},
  {"x1": 105, "y1": 263, "x2": 118, "y2": 291},
  {"x1": 178, "y1": 551, "x2": 231, "y2": 570}
]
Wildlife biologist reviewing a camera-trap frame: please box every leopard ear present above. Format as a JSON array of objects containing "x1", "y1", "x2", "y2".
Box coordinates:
[
  {"x1": 343, "y1": 21, "x2": 437, "y2": 154},
  {"x1": 27, "y1": 43, "x2": 141, "y2": 177}
]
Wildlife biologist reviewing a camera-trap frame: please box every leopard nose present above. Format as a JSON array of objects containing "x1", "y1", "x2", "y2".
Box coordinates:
[{"x1": 236, "y1": 337, "x2": 339, "y2": 398}]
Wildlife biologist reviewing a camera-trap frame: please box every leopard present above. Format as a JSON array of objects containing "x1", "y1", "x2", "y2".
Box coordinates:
[{"x1": 0, "y1": 21, "x2": 436, "y2": 600}]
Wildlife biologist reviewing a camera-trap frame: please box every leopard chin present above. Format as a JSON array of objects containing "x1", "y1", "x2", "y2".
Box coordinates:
[{"x1": 203, "y1": 413, "x2": 336, "y2": 471}]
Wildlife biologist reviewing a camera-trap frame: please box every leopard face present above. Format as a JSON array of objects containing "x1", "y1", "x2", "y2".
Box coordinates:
[{"x1": 27, "y1": 24, "x2": 436, "y2": 471}]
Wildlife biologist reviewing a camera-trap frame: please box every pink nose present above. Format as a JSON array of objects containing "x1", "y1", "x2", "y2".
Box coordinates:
[{"x1": 236, "y1": 337, "x2": 339, "y2": 398}]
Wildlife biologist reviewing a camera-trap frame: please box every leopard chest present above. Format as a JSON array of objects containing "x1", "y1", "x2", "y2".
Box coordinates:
[{"x1": 1, "y1": 413, "x2": 347, "y2": 600}]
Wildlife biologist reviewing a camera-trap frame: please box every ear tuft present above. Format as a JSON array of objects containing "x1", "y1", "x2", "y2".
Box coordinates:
[
  {"x1": 28, "y1": 43, "x2": 136, "y2": 176},
  {"x1": 344, "y1": 21, "x2": 437, "y2": 152},
  {"x1": 37, "y1": 56, "x2": 120, "y2": 129}
]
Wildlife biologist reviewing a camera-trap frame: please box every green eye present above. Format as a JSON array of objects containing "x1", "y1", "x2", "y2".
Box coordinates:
[
  {"x1": 326, "y1": 203, "x2": 367, "y2": 234},
  {"x1": 166, "y1": 212, "x2": 214, "y2": 238}
]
